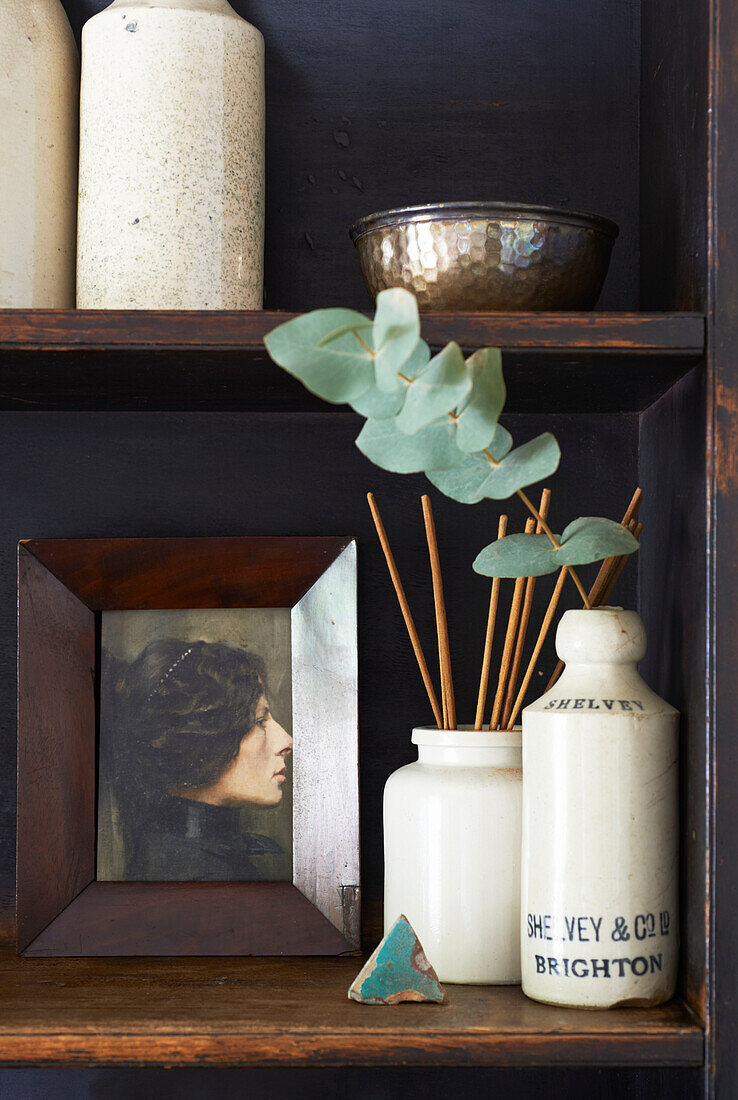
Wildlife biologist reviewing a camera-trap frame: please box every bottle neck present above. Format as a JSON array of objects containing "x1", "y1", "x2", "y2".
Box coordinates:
[
  {"x1": 411, "y1": 726, "x2": 522, "y2": 766},
  {"x1": 106, "y1": 0, "x2": 238, "y2": 14},
  {"x1": 416, "y1": 744, "x2": 522, "y2": 768},
  {"x1": 556, "y1": 660, "x2": 644, "y2": 686}
]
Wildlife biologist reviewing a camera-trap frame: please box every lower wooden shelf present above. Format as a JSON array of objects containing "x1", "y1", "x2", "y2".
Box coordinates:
[{"x1": 0, "y1": 950, "x2": 703, "y2": 1068}]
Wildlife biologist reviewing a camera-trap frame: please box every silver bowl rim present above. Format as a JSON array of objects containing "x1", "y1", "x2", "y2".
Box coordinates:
[{"x1": 349, "y1": 201, "x2": 619, "y2": 243}]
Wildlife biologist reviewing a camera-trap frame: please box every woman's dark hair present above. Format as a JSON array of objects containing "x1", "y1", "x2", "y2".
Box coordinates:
[{"x1": 103, "y1": 638, "x2": 267, "y2": 798}]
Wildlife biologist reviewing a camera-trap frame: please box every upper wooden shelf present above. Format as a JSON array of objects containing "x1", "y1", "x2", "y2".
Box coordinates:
[
  {"x1": 0, "y1": 950, "x2": 703, "y2": 1068},
  {"x1": 0, "y1": 309, "x2": 705, "y2": 352},
  {"x1": 0, "y1": 310, "x2": 705, "y2": 413}
]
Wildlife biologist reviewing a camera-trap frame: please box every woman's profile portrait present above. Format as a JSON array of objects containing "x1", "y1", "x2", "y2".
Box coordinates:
[{"x1": 97, "y1": 610, "x2": 293, "y2": 882}]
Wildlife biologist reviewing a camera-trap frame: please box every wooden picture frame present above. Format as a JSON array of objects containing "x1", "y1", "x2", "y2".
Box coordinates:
[{"x1": 16, "y1": 536, "x2": 359, "y2": 957}]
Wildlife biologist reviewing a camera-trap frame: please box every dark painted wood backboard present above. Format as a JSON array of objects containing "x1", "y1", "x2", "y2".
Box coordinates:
[
  {"x1": 61, "y1": 0, "x2": 642, "y2": 313},
  {"x1": 2, "y1": 410, "x2": 640, "y2": 947}
]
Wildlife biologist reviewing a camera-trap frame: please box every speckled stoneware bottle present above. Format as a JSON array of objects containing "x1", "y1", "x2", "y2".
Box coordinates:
[
  {"x1": 77, "y1": 0, "x2": 264, "y2": 309},
  {"x1": 1, "y1": 0, "x2": 78, "y2": 307},
  {"x1": 521, "y1": 608, "x2": 679, "y2": 1009}
]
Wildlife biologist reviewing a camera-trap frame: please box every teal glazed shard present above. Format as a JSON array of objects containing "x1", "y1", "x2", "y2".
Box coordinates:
[{"x1": 347, "y1": 915, "x2": 446, "y2": 1005}]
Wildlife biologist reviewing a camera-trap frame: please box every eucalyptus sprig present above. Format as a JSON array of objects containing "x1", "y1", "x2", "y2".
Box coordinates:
[{"x1": 264, "y1": 288, "x2": 638, "y2": 599}]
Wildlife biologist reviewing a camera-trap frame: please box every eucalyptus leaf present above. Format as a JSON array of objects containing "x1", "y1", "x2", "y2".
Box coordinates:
[
  {"x1": 479, "y1": 433, "x2": 561, "y2": 498},
  {"x1": 264, "y1": 308, "x2": 374, "y2": 402},
  {"x1": 315, "y1": 320, "x2": 373, "y2": 346},
  {"x1": 473, "y1": 532, "x2": 561, "y2": 577},
  {"x1": 349, "y1": 340, "x2": 431, "y2": 418},
  {"x1": 556, "y1": 517, "x2": 640, "y2": 565},
  {"x1": 425, "y1": 424, "x2": 514, "y2": 503},
  {"x1": 454, "y1": 347, "x2": 506, "y2": 453},
  {"x1": 395, "y1": 342, "x2": 471, "y2": 436},
  {"x1": 356, "y1": 415, "x2": 467, "y2": 473},
  {"x1": 473, "y1": 516, "x2": 640, "y2": 578},
  {"x1": 427, "y1": 431, "x2": 560, "y2": 503},
  {"x1": 373, "y1": 288, "x2": 422, "y2": 392},
  {"x1": 350, "y1": 384, "x2": 407, "y2": 419},
  {"x1": 402, "y1": 338, "x2": 433, "y2": 379}
]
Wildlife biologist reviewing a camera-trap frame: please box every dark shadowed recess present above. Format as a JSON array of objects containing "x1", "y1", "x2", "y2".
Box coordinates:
[
  {"x1": 60, "y1": 0, "x2": 640, "y2": 312},
  {"x1": 0, "y1": 409, "x2": 640, "y2": 936},
  {"x1": 0, "y1": 1066, "x2": 705, "y2": 1100}
]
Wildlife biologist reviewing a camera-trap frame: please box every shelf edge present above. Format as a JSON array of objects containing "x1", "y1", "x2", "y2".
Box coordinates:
[{"x1": 0, "y1": 311, "x2": 706, "y2": 355}]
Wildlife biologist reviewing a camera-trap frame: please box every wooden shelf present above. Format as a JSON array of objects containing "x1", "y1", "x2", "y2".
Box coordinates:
[
  {"x1": 0, "y1": 310, "x2": 705, "y2": 353},
  {"x1": 0, "y1": 950, "x2": 703, "y2": 1068},
  {"x1": 0, "y1": 310, "x2": 705, "y2": 414}
]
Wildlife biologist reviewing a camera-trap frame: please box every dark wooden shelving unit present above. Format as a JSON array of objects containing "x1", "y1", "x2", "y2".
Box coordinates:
[
  {"x1": 2, "y1": 0, "x2": 735, "y2": 1092},
  {"x1": 0, "y1": 952, "x2": 703, "y2": 1068},
  {"x1": 0, "y1": 307, "x2": 709, "y2": 1078}
]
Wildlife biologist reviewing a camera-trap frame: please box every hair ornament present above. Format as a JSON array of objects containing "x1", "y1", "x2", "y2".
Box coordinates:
[{"x1": 147, "y1": 646, "x2": 193, "y2": 702}]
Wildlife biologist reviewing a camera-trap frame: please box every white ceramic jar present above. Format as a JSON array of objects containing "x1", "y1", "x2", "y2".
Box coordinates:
[
  {"x1": 77, "y1": 0, "x2": 264, "y2": 309},
  {"x1": 384, "y1": 726, "x2": 522, "y2": 984},
  {"x1": 0, "y1": 0, "x2": 78, "y2": 307},
  {"x1": 521, "y1": 607, "x2": 679, "y2": 1008}
]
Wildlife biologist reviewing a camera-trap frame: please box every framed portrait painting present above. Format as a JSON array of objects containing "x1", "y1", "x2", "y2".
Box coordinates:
[
  {"x1": 17, "y1": 536, "x2": 359, "y2": 956},
  {"x1": 97, "y1": 606, "x2": 296, "y2": 885}
]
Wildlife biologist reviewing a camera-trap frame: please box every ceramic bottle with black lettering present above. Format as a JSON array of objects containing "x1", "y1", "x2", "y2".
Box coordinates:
[{"x1": 521, "y1": 607, "x2": 679, "y2": 1008}]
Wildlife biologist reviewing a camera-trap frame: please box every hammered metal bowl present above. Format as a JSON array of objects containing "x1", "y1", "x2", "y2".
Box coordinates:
[{"x1": 349, "y1": 202, "x2": 618, "y2": 311}]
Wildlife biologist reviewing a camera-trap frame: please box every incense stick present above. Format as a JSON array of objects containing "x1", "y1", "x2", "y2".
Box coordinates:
[
  {"x1": 422, "y1": 495, "x2": 456, "y2": 730},
  {"x1": 427, "y1": 503, "x2": 449, "y2": 729},
  {"x1": 501, "y1": 489, "x2": 551, "y2": 729},
  {"x1": 440, "y1": 667, "x2": 449, "y2": 731},
  {"x1": 588, "y1": 489, "x2": 642, "y2": 607},
  {"x1": 589, "y1": 517, "x2": 637, "y2": 607},
  {"x1": 620, "y1": 487, "x2": 643, "y2": 527},
  {"x1": 600, "y1": 520, "x2": 644, "y2": 604},
  {"x1": 506, "y1": 565, "x2": 569, "y2": 731},
  {"x1": 489, "y1": 517, "x2": 535, "y2": 730},
  {"x1": 367, "y1": 493, "x2": 443, "y2": 728},
  {"x1": 474, "y1": 513, "x2": 508, "y2": 731}
]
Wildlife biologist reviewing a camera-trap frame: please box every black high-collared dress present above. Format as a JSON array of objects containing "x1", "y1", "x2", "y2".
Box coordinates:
[{"x1": 126, "y1": 796, "x2": 283, "y2": 881}]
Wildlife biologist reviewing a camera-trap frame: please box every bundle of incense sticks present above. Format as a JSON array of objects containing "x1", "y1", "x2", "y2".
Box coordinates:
[{"x1": 367, "y1": 487, "x2": 643, "y2": 732}]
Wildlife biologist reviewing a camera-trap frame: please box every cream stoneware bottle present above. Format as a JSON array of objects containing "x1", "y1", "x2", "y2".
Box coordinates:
[
  {"x1": 77, "y1": 0, "x2": 264, "y2": 309},
  {"x1": 1, "y1": 0, "x2": 78, "y2": 307},
  {"x1": 521, "y1": 607, "x2": 679, "y2": 1008},
  {"x1": 384, "y1": 726, "x2": 522, "y2": 984}
]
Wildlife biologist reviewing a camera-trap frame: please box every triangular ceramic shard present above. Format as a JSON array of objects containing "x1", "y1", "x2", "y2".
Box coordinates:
[{"x1": 347, "y1": 915, "x2": 446, "y2": 1005}]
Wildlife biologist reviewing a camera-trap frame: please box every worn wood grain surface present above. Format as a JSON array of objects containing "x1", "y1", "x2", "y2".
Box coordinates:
[
  {"x1": 16, "y1": 551, "x2": 96, "y2": 953},
  {"x1": 0, "y1": 950, "x2": 703, "y2": 1066},
  {"x1": 22, "y1": 537, "x2": 352, "y2": 611},
  {"x1": 22, "y1": 883, "x2": 351, "y2": 958},
  {"x1": 710, "y1": 0, "x2": 738, "y2": 1092},
  {"x1": 0, "y1": 311, "x2": 706, "y2": 352}
]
